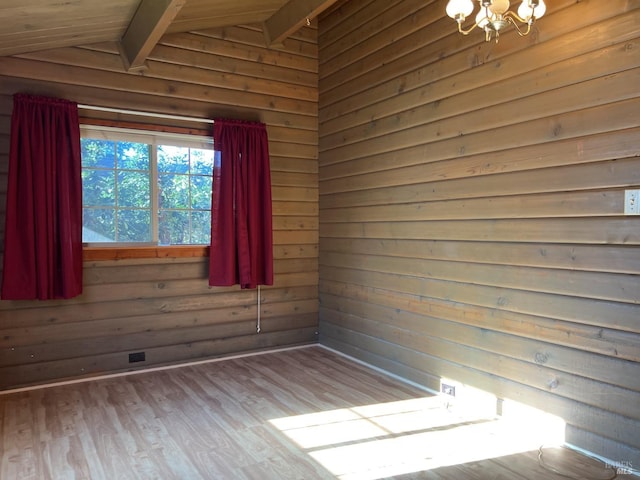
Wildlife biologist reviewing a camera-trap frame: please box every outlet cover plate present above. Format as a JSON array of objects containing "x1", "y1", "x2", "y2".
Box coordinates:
[
  {"x1": 441, "y1": 383, "x2": 456, "y2": 396},
  {"x1": 128, "y1": 351, "x2": 146, "y2": 363},
  {"x1": 624, "y1": 190, "x2": 640, "y2": 215}
]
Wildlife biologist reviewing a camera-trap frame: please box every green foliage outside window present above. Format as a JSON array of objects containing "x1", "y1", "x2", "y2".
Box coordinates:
[{"x1": 81, "y1": 136, "x2": 213, "y2": 245}]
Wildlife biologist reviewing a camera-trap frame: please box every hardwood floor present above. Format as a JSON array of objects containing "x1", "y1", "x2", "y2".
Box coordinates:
[{"x1": 0, "y1": 346, "x2": 628, "y2": 479}]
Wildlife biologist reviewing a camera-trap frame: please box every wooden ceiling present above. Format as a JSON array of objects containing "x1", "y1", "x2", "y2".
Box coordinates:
[{"x1": 0, "y1": 0, "x2": 338, "y2": 68}]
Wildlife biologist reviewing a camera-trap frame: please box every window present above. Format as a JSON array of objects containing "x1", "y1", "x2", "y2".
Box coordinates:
[{"x1": 80, "y1": 125, "x2": 214, "y2": 246}]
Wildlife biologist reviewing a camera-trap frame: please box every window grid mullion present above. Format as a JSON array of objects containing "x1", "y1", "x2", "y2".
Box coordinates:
[
  {"x1": 114, "y1": 142, "x2": 120, "y2": 242},
  {"x1": 151, "y1": 142, "x2": 159, "y2": 244},
  {"x1": 187, "y1": 149, "x2": 193, "y2": 245}
]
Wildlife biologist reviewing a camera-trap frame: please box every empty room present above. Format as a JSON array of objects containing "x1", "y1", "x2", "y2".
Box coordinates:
[{"x1": 0, "y1": 0, "x2": 638, "y2": 478}]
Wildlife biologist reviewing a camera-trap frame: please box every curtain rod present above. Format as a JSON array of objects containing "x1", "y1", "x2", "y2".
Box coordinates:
[{"x1": 78, "y1": 104, "x2": 214, "y2": 124}]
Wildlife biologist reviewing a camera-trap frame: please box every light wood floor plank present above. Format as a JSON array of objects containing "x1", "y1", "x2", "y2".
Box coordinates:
[{"x1": 0, "y1": 346, "x2": 626, "y2": 479}]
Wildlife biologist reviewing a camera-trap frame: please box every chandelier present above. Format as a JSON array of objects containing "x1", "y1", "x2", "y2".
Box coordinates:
[{"x1": 445, "y1": 0, "x2": 546, "y2": 42}]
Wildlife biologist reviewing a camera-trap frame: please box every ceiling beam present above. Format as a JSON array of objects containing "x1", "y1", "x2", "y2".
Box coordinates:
[
  {"x1": 119, "y1": 0, "x2": 185, "y2": 71},
  {"x1": 263, "y1": 0, "x2": 339, "y2": 46}
]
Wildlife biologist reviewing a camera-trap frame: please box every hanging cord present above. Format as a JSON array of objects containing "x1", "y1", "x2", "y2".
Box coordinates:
[
  {"x1": 537, "y1": 445, "x2": 618, "y2": 480},
  {"x1": 256, "y1": 285, "x2": 261, "y2": 333}
]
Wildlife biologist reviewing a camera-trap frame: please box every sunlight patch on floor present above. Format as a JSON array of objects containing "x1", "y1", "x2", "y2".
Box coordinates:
[{"x1": 269, "y1": 389, "x2": 566, "y2": 480}]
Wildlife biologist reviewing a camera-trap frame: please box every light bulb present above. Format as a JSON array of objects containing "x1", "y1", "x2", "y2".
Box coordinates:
[
  {"x1": 533, "y1": 0, "x2": 546, "y2": 18},
  {"x1": 476, "y1": 8, "x2": 490, "y2": 28},
  {"x1": 518, "y1": 0, "x2": 546, "y2": 20},
  {"x1": 489, "y1": 0, "x2": 510, "y2": 15},
  {"x1": 446, "y1": 0, "x2": 475, "y2": 19}
]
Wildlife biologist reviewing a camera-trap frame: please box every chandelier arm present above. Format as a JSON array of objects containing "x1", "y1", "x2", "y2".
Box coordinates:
[
  {"x1": 503, "y1": 10, "x2": 531, "y2": 24},
  {"x1": 456, "y1": 19, "x2": 482, "y2": 36},
  {"x1": 505, "y1": 15, "x2": 533, "y2": 37}
]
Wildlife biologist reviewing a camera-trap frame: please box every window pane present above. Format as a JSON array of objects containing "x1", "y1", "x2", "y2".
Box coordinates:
[
  {"x1": 159, "y1": 173, "x2": 189, "y2": 209},
  {"x1": 118, "y1": 171, "x2": 150, "y2": 208},
  {"x1": 191, "y1": 175, "x2": 212, "y2": 209},
  {"x1": 82, "y1": 170, "x2": 115, "y2": 206},
  {"x1": 83, "y1": 208, "x2": 116, "y2": 241},
  {"x1": 81, "y1": 139, "x2": 115, "y2": 168},
  {"x1": 191, "y1": 148, "x2": 214, "y2": 175},
  {"x1": 191, "y1": 211, "x2": 211, "y2": 244},
  {"x1": 158, "y1": 210, "x2": 189, "y2": 245},
  {"x1": 81, "y1": 129, "x2": 213, "y2": 246},
  {"x1": 158, "y1": 145, "x2": 189, "y2": 173},
  {"x1": 117, "y1": 142, "x2": 149, "y2": 170},
  {"x1": 117, "y1": 209, "x2": 151, "y2": 242}
]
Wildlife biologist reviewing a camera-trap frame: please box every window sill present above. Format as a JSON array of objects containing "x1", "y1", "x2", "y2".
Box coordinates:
[{"x1": 83, "y1": 246, "x2": 209, "y2": 261}]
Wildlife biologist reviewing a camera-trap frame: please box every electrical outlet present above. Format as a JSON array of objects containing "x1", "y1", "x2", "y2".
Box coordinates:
[
  {"x1": 441, "y1": 383, "x2": 456, "y2": 396},
  {"x1": 624, "y1": 189, "x2": 640, "y2": 215},
  {"x1": 128, "y1": 351, "x2": 146, "y2": 363}
]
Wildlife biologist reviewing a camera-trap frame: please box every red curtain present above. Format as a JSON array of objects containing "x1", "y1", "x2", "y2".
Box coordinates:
[
  {"x1": 1, "y1": 94, "x2": 83, "y2": 300},
  {"x1": 209, "y1": 119, "x2": 273, "y2": 289}
]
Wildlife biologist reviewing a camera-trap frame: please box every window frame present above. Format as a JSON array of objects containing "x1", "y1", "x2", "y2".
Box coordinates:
[
  {"x1": 83, "y1": 245, "x2": 209, "y2": 261},
  {"x1": 79, "y1": 118, "x2": 213, "y2": 260}
]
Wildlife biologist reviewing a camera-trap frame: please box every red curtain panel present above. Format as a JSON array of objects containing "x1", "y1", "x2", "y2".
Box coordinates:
[
  {"x1": 1, "y1": 94, "x2": 83, "y2": 300},
  {"x1": 209, "y1": 119, "x2": 274, "y2": 289}
]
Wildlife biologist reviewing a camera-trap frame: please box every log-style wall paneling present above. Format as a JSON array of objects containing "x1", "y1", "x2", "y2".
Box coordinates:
[
  {"x1": 0, "y1": 23, "x2": 319, "y2": 390},
  {"x1": 318, "y1": 0, "x2": 640, "y2": 469}
]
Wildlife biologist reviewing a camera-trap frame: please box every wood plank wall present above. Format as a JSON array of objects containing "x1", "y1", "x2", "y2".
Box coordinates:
[
  {"x1": 318, "y1": 0, "x2": 640, "y2": 468},
  {"x1": 0, "y1": 24, "x2": 319, "y2": 390}
]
